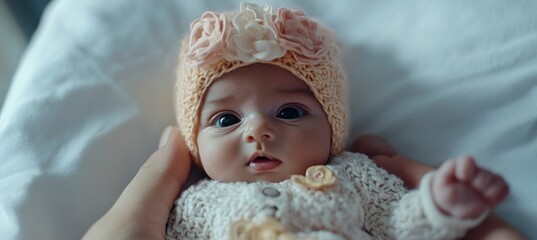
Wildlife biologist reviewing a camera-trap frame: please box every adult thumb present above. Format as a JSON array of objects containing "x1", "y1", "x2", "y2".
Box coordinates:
[
  {"x1": 84, "y1": 127, "x2": 192, "y2": 240},
  {"x1": 115, "y1": 126, "x2": 191, "y2": 223}
]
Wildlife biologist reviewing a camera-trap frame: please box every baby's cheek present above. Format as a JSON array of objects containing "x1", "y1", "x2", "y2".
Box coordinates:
[{"x1": 198, "y1": 146, "x2": 234, "y2": 180}]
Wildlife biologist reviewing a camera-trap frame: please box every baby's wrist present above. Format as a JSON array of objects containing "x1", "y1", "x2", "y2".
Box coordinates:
[{"x1": 419, "y1": 172, "x2": 489, "y2": 229}]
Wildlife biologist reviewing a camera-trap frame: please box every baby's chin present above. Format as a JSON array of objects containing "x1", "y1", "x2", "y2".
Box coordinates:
[
  {"x1": 211, "y1": 172, "x2": 295, "y2": 183},
  {"x1": 249, "y1": 173, "x2": 291, "y2": 183}
]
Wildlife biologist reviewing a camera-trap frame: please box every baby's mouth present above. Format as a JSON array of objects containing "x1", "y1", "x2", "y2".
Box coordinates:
[{"x1": 247, "y1": 156, "x2": 282, "y2": 172}]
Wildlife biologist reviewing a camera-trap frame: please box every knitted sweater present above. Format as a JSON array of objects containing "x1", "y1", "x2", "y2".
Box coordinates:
[{"x1": 166, "y1": 152, "x2": 485, "y2": 240}]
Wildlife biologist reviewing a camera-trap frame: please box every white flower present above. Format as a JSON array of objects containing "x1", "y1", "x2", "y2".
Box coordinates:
[
  {"x1": 223, "y1": 2, "x2": 285, "y2": 63},
  {"x1": 240, "y1": 2, "x2": 272, "y2": 22}
]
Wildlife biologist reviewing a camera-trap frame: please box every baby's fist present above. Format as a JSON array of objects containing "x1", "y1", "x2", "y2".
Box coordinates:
[{"x1": 431, "y1": 156, "x2": 509, "y2": 219}]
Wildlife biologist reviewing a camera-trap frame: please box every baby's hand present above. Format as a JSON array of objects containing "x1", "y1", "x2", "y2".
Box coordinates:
[{"x1": 431, "y1": 156, "x2": 509, "y2": 219}]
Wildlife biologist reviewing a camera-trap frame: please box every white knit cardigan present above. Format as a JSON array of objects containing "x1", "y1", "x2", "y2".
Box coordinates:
[{"x1": 166, "y1": 152, "x2": 485, "y2": 240}]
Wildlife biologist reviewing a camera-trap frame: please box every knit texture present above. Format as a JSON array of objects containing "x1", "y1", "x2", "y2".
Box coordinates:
[
  {"x1": 175, "y1": 5, "x2": 347, "y2": 162},
  {"x1": 166, "y1": 152, "x2": 484, "y2": 240}
]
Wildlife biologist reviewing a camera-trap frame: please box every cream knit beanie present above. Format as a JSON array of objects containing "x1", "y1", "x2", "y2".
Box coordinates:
[{"x1": 175, "y1": 3, "x2": 347, "y2": 163}]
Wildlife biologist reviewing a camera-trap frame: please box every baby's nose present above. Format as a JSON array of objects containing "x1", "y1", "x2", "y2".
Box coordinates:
[{"x1": 243, "y1": 117, "x2": 275, "y2": 143}]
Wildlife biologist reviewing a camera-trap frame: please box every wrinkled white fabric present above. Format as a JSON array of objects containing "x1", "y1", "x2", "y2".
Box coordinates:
[{"x1": 0, "y1": 0, "x2": 536, "y2": 239}]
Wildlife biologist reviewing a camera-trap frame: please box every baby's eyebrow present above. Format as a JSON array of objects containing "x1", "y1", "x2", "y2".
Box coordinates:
[
  {"x1": 276, "y1": 87, "x2": 315, "y2": 98},
  {"x1": 203, "y1": 95, "x2": 235, "y2": 106}
]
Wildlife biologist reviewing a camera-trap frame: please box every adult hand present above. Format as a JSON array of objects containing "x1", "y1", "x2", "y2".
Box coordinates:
[{"x1": 83, "y1": 126, "x2": 192, "y2": 240}]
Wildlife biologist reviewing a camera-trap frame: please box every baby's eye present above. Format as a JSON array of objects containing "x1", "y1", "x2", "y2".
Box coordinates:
[
  {"x1": 214, "y1": 113, "x2": 241, "y2": 127},
  {"x1": 276, "y1": 106, "x2": 307, "y2": 119}
]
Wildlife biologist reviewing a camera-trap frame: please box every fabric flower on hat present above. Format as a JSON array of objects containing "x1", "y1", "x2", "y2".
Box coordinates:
[
  {"x1": 223, "y1": 2, "x2": 285, "y2": 63},
  {"x1": 291, "y1": 165, "x2": 337, "y2": 190},
  {"x1": 229, "y1": 218, "x2": 298, "y2": 240},
  {"x1": 274, "y1": 8, "x2": 328, "y2": 65},
  {"x1": 184, "y1": 2, "x2": 330, "y2": 67},
  {"x1": 186, "y1": 11, "x2": 227, "y2": 67}
]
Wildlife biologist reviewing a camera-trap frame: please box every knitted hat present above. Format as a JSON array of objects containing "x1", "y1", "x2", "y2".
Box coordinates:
[{"x1": 175, "y1": 3, "x2": 348, "y2": 163}]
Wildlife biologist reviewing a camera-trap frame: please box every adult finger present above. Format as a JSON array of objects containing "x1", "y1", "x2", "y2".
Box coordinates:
[{"x1": 352, "y1": 134, "x2": 397, "y2": 157}]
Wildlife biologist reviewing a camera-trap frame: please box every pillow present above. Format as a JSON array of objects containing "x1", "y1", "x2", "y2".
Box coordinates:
[{"x1": 1, "y1": 0, "x2": 535, "y2": 239}]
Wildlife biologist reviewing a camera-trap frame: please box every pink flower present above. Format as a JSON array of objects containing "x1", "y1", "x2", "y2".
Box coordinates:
[
  {"x1": 186, "y1": 11, "x2": 227, "y2": 67},
  {"x1": 274, "y1": 8, "x2": 327, "y2": 65}
]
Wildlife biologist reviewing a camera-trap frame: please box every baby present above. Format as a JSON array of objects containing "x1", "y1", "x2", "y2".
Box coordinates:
[{"x1": 166, "y1": 3, "x2": 508, "y2": 239}]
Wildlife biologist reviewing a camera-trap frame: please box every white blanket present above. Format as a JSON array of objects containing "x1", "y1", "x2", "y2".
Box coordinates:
[{"x1": 1, "y1": 0, "x2": 536, "y2": 239}]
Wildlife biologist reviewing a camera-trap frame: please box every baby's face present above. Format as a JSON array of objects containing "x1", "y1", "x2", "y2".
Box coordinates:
[{"x1": 196, "y1": 64, "x2": 331, "y2": 182}]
